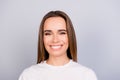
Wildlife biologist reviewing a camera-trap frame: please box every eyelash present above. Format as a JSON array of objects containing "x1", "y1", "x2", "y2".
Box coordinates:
[
  {"x1": 59, "y1": 32, "x2": 67, "y2": 35},
  {"x1": 44, "y1": 32, "x2": 67, "y2": 36},
  {"x1": 44, "y1": 33, "x2": 51, "y2": 35}
]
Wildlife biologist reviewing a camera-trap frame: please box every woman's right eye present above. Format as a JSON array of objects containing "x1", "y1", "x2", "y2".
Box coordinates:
[{"x1": 44, "y1": 33, "x2": 51, "y2": 36}]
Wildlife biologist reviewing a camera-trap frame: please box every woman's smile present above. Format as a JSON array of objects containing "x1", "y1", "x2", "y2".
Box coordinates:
[{"x1": 50, "y1": 45, "x2": 62, "y2": 50}]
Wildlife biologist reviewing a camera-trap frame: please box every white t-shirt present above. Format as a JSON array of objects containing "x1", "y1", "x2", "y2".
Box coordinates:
[{"x1": 19, "y1": 60, "x2": 97, "y2": 80}]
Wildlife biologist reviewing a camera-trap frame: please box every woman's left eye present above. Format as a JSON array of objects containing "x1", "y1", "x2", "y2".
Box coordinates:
[{"x1": 60, "y1": 32, "x2": 67, "y2": 35}]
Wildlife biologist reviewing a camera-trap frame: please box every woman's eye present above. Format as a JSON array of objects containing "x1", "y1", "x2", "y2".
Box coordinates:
[
  {"x1": 60, "y1": 32, "x2": 67, "y2": 35},
  {"x1": 44, "y1": 33, "x2": 51, "y2": 36}
]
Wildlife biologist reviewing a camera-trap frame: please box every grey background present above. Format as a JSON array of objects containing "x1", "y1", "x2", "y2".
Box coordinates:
[{"x1": 0, "y1": 0, "x2": 120, "y2": 80}]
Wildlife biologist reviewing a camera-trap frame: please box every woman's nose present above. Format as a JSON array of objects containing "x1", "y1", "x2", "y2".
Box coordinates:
[{"x1": 52, "y1": 34, "x2": 59, "y2": 43}]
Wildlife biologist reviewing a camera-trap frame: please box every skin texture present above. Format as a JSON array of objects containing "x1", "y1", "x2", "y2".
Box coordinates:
[{"x1": 43, "y1": 17, "x2": 70, "y2": 66}]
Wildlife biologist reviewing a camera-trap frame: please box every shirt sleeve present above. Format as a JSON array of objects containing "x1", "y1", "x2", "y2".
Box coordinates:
[
  {"x1": 18, "y1": 68, "x2": 38, "y2": 80},
  {"x1": 18, "y1": 69, "x2": 30, "y2": 80},
  {"x1": 86, "y1": 69, "x2": 98, "y2": 80},
  {"x1": 18, "y1": 71, "x2": 27, "y2": 80}
]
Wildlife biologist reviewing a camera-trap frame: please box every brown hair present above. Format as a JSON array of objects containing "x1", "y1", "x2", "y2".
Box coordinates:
[{"x1": 37, "y1": 10, "x2": 77, "y2": 63}]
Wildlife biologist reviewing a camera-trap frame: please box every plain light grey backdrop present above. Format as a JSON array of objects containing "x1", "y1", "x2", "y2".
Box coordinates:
[{"x1": 0, "y1": 0, "x2": 120, "y2": 80}]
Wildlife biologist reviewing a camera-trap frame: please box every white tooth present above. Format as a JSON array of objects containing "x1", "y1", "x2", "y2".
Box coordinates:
[{"x1": 51, "y1": 46, "x2": 61, "y2": 49}]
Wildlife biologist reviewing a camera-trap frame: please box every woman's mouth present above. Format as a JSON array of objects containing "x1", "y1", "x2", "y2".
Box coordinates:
[{"x1": 50, "y1": 45, "x2": 62, "y2": 50}]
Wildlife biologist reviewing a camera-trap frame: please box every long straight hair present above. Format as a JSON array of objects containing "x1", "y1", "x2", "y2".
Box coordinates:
[{"x1": 37, "y1": 10, "x2": 77, "y2": 63}]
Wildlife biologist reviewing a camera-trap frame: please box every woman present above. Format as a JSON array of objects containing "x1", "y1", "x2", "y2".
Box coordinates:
[{"x1": 19, "y1": 10, "x2": 97, "y2": 80}]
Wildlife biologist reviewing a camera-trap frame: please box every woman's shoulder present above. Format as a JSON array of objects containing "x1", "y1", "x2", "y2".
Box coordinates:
[
  {"x1": 71, "y1": 60, "x2": 96, "y2": 74},
  {"x1": 20, "y1": 62, "x2": 46, "y2": 75},
  {"x1": 18, "y1": 63, "x2": 46, "y2": 80}
]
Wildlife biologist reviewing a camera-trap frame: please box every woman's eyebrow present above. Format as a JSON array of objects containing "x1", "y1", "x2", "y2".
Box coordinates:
[
  {"x1": 44, "y1": 29, "x2": 67, "y2": 32},
  {"x1": 58, "y1": 29, "x2": 67, "y2": 32},
  {"x1": 44, "y1": 30, "x2": 52, "y2": 32}
]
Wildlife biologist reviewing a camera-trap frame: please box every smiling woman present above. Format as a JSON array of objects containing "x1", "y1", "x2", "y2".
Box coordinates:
[{"x1": 18, "y1": 10, "x2": 98, "y2": 80}]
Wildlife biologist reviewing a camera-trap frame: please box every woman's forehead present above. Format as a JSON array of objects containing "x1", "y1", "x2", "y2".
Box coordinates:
[{"x1": 44, "y1": 17, "x2": 66, "y2": 30}]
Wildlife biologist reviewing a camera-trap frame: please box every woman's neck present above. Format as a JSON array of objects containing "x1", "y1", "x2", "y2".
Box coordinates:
[{"x1": 46, "y1": 56, "x2": 70, "y2": 66}]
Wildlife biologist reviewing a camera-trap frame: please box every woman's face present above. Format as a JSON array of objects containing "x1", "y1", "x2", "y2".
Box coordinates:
[{"x1": 43, "y1": 17, "x2": 68, "y2": 58}]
